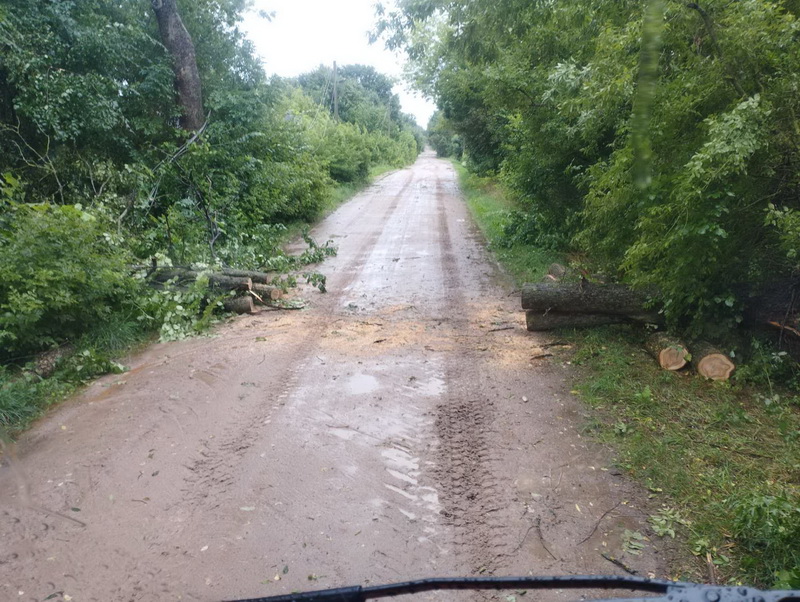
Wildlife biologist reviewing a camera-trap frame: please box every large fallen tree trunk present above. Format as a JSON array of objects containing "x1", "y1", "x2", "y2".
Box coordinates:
[
  {"x1": 522, "y1": 282, "x2": 659, "y2": 315},
  {"x1": 646, "y1": 332, "x2": 689, "y2": 370},
  {"x1": 525, "y1": 310, "x2": 661, "y2": 331},
  {"x1": 149, "y1": 268, "x2": 252, "y2": 291}
]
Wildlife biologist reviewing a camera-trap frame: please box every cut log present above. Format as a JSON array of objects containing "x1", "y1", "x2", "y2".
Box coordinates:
[
  {"x1": 150, "y1": 268, "x2": 199, "y2": 283},
  {"x1": 207, "y1": 274, "x2": 252, "y2": 291},
  {"x1": 526, "y1": 310, "x2": 662, "y2": 331},
  {"x1": 548, "y1": 263, "x2": 568, "y2": 281},
  {"x1": 220, "y1": 269, "x2": 273, "y2": 284},
  {"x1": 645, "y1": 332, "x2": 690, "y2": 371},
  {"x1": 526, "y1": 311, "x2": 627, "y2": 331},
  {"x1": 223, "y1": 296, "x2": 256, "y2": 315},
  {"x1": 150, "y1": 269, "x2": 251, "y2": 291},
  {"x1": 693, "y1": 341, "x2": 735, "y2": 381},
  {"x1": 521, "y1": 282, "x2": 658, "y2": 315},
  {"x1": 251, "y1": 283, "x2": 283, "y2": 301},
  {"x1": 32, "y1": 344, "x2": 76, "y2": 378}
]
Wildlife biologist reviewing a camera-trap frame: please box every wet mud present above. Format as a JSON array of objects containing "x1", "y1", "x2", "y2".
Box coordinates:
[{"x1": 0, "y1": 152, "x2": 667, "y2": 601}]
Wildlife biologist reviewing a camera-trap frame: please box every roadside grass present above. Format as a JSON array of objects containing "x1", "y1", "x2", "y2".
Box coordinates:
[
  {"x1": 451, "y1": 162, "x2": 559, "y2": 282},
  {"x1": 323, "y1": 164, "x2": 398, "y2": 215},
  {"x1": 0, "y1": 315, "x2": 153, "y2": 436},
  {"x1": 454, "y1": 165, "x2": 800, "y2": 588}
]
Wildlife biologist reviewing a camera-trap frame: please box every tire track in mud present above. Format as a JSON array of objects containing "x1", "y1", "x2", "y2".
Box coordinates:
[
  {"x1": 429, "y1": 176, "x2": 514, "y2": 576},
  {"x1": 176, "y1": 170, "x2": 417, "y2": 515}
]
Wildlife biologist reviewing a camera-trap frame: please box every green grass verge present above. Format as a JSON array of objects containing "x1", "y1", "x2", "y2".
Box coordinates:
[
  {"x1": 324, "y1": 164, "x2": 398, "y2": 214},
  {"x1": 451, "y1": 161, "x2": 560, "y2": 282},
  {"x1": 453, "y1": 165, "x2": 800, "y2": 588}
]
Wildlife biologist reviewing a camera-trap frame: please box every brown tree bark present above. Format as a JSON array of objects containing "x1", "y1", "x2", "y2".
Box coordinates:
[
  {"x1": 223, "y1": 296, "x2": 257, "y2": 315},
  {"x1": 220, "y1": 269, "x2": 275, "y2": 285},
  {"x1": 521, "y1": 282, "x2": 659, "y2": 316},
  {"x1": 251, "y1": 283, "x2": 283, "y2": 301},
  {"x1": 526, "y1": 311, "x2": 627, "y2": 331},
  {"x1": 151, "y1": 0, "x2": 205, "y2": 131}
]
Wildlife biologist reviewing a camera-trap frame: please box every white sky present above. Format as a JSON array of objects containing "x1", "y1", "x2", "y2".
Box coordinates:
[{"x1": 240, "y1": 0, "x2": 437, "y2": 127}]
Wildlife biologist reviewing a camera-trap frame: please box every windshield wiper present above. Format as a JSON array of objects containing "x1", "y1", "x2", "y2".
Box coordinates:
[{"x1": 226, "y1": 574, "x2": 800, "y2": 602}]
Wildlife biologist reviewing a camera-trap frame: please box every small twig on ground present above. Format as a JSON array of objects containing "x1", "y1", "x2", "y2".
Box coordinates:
[
  {"x1": 600, "y1": 552, "x2": 638, "y2": 575},
  {"x1": 487, "y1": 326, "x2": 515, "y2": 333},
  {"x1": 531, "y1": 353, "x2": 553, "y2": 360},
  {"x1": 536, "y1": 517, "x2": 557, "y2": 560},
  {"x1": 706, "y1": 552, "x2": 718, "y2": 584},
  {"x1": 577, "y1": 500, "x2": 622, "y2": 545},
  {"x1": 511, "y1": 523, "x2": 537, "y2": 554},
  {"x1": 541, "y1": 340, "x2": 568, "y2": 348}
]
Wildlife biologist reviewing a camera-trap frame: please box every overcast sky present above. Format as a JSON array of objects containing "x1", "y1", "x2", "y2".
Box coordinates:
[{"x1": 241, "y1": 0, "x2": 437, "y2": 127}]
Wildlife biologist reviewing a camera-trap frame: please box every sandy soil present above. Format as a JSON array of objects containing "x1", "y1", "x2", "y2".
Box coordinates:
[{"x1": 0, "y1": 152, "x2": 668, "y2": 602}]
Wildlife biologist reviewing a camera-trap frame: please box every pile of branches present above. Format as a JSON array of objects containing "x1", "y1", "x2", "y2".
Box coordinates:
[{"x1": 144, "y1": 266, "x2": 284, "y2": 314}]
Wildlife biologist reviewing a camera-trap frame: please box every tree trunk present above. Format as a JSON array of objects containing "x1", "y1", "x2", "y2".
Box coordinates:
[
  {"x1": 251, "y1": 283, "x2": 283, "y2": 301},
  {"x1": 526, "y1": 311, "x2": 628, "y2": 331},
  {"x1": 645, "y1": 332, "x2": 689, "y2": 371},
  {"x1": 208, "y1": 274, "x2": 252, "y2": 291},
  {"x1": 693, "y1": 341, "x2": 735, "y2": 381},
  {"x1": 220, "y1": 269, "x2": 274, "y2": 285},
  {"x1": 223, "y1": 296, "x2": 256, "y2": 315},
  {"x1": 150, "y1": 269, "x2": 252, "y2": 291},
  {"x1": 151, "y1": 0, "x2": 204, "y2": 131},
  {"x1": 150, "y1": 268, "x2": 199, "y2": 284},
  {"x1": 521, "y1": 282, "x2": 659, "y2": 316}
]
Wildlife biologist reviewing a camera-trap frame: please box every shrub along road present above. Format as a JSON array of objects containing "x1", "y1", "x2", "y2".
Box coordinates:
[{"x1": 0, "y1": 152, "x2": 666, "y2": 601}]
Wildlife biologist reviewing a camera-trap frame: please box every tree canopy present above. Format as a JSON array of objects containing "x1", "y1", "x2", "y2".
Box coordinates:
[
  {"x1": 0, "y1": 0, "x2": 423, "y2": 362},
  {"x1": 377, "y1": 0, "x2": 800, "y2": 332}
]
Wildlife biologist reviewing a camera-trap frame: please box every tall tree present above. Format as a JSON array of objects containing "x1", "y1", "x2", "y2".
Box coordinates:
[{"x1": 151, "y1": 0, "x2": 204, "y2": 131}]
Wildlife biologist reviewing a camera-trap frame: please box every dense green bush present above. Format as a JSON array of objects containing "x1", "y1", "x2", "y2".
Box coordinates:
[
  {"x1": 0, "y1": 203, "x2": 140, "y2": 360},
  {"x1": 729, "y1": 487, "x2": 800, "y2": 585}
]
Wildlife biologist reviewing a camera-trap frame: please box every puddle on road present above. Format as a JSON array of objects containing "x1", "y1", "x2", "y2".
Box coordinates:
[
  {"x1": 411, "y1": 376, "x2": 445, "y2": 396},
  {"x1": 347, "y1": 373, "x2": 379, "y2": 394}
]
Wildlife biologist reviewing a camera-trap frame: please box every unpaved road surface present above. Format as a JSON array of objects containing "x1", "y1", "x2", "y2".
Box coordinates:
[{"x1": 1, "y1": 152, "x2": 667, "y2": 601}]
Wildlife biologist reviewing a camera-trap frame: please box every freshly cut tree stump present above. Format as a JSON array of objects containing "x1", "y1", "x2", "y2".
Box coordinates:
[
  {"x1": 693, "y1": 341, "x2": 735, "y2": 381},
  {"x1": 526, "y1": 311, "x2": 627, "y2": 331},
  {"x1": 646, "y1": 332, "x2": 690, "y2": 371},
  {"x1": 521, "y1": 282, "x2": 657, "y2": 316},
  {"x1": 251, "y1": 283, "x2": 283, "y2": 301},
  {"x1": 223, "y1": 296, "x2": 256, "y2": 315}
]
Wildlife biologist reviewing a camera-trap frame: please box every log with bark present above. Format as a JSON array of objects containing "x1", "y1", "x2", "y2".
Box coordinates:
[
  {"x1": 521, "y1": 282, "x2": 659, "y2": 316},
  {"x1": 692, "y1": 341, "x2": 735, "y2": 381},
  {"x1": 544, "y1": 263, "x2": 568, "y2": 282},
  {"x1": 219, "y1": 268, "x2": 274, "y2": 284},
  {"x1": 223, "y1": 296, "x2": 256, "y2": 315},
  {"x1": 251, "y1": 283, "x2": 283, "y2": 302},
  {"x1": 525, "y1": 311, "x2": 661, "y2": 331},
  {"x1": 526, "y1": 311, "x2": 626, "y2": 331},
  {"x1": 149, "y1": 268, "x2": 252, "y2": 291},
  {"x1": 645, "y1": 332, "x2": 690, "y2": 371}
]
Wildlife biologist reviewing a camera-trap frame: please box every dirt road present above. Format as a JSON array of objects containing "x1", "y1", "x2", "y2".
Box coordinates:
[{"x1": 1, "y1": 152, "x2": 666, "y2": 601}]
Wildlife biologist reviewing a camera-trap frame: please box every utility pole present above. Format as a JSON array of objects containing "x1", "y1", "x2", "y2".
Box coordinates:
[{"x1": 333, "y1": 61, "x2": 339, "y2": 121}]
